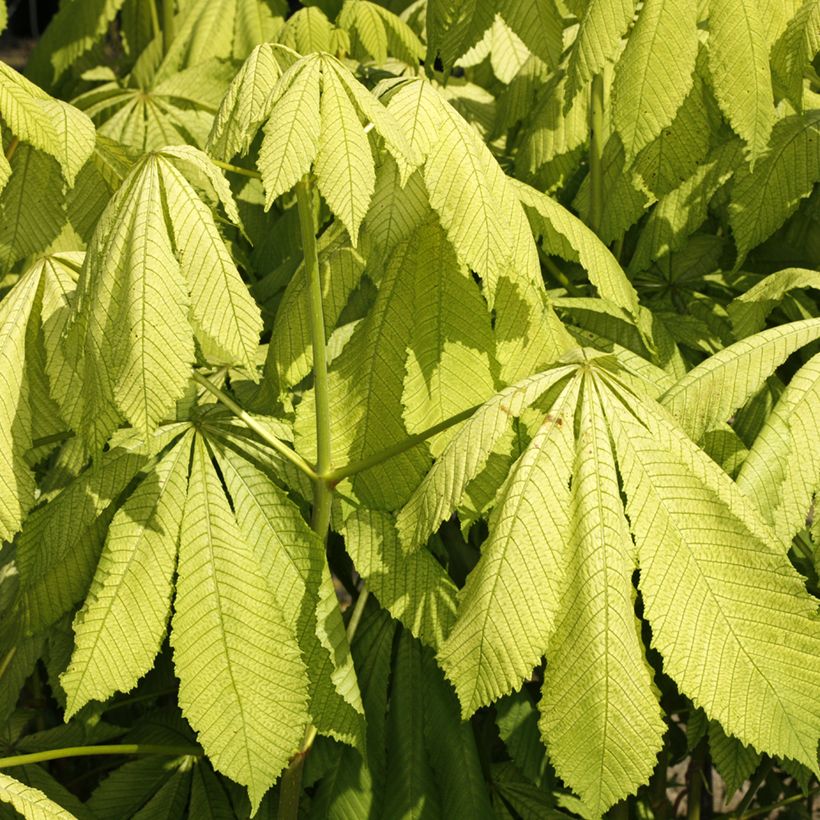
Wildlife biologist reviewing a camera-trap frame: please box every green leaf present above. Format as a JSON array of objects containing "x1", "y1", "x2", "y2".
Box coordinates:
[
  {"x1": 296, "y1": 234, "x2": 431, "y2": 510},
  {"x1": 383, "y1": 632, "x2": 441, "y2": 819},
  {"x1": 15, "y1": 439, "x2": 152, "y2": 634},
  {"x1": 0, "y1": 2, "x2": 6, "y2": 36},
  {"x1": 157, "y1": 156, "x2": 261, "y2": 374},
  {"x1": 188, "y1": 762, "x2": 235, "y2": 820},
  {"x1": 339, "y1": 0, "x2": 424, "y2": 65},
  {"x1": 342, "y1": 509, "x2": 458, "y2": 650},
  {"x1": 515, "y1": 180, "x2": 641, "y2": 320},
  {"x1": 25, "y1": 0, "x2": 126, "y2": 88},
  {"x1": 439, "y1": 379, "x2": 578, "y2": 715},
  {"x1": 496, "y1": 691, "x2": 549, "y2": 788},
  {"x1": 661, "y1": 317, "x2": 820, "y2": 442},
  {"x1": 0, "y1": 146, "x2": 66, "y2": 269},
  {"x1": 396, "y1": 365, "x2": 576, "y2": 549},
  {"x1": 62, "y1": 157, "x2": 194, "y2": 445},
  {"x1": 629, "y1": 139, "x2": 741, "y2": 273},
  {"x1": 0, "y1": 63, "x2": 95, "y2": 187},
  {"x1": 425, "y1": 0, "x2": 495, "y2": 72},
  {"x1": 277, "y1": 6, "x2": 334, "y2": 54},
  {"x1": 499, "y1": 0, "x2": 563, "y2": 69},
  {"x1": 0, "y1": 773, "x2": 77, "y2": 820},
  {"x1": 708, "y1": 722, "x2": 761, "y2": 798},
  {"x1": 771, "y1": 0, "x2": 820, "y2": 111},
  {"x1": 728, "y1": 111, "x2": 820, "y2": 267},
  {"x1": 259, "y1": 56, "x2": 322, "y2": 208},
  {"x1": 565, "y1": 0, "x2": 638, "y2": 102},
  {"x1": 314, "y1": 58, "x2": 375, "y2": 243},
  {"x1": 706, "y1": 0, "x2": 774, "y2": 163},
  {"x1": 171, "y1": 435, "x2": 309, "y2": 811},
  {"x1": 608, "y1": 393, "x2": 820, "y2": 771},
  {"x1": 539, "y1": 378, "x2": 664, "y2": 817},
  {"x1": 206, "y1": 43, "x2": 289, "y2": 161},
  {"x1": 401, "y1": 220, "x2": 497, "y2": 454},
  {"x1": 62, "y1": 433, "x2": 193, "y2": 718},
  {"x1": 737, "y1": 351, "x2": 820, "y2": 548},
  {"x1": 213, "y1": 444, "x2": 365, "y2": 748},
  {"x1": 728, "y1": 268, "x2": 820, "y2": 338},
  {"x1": 612, "y1": 0, "x2": 699, "y2": 160}
]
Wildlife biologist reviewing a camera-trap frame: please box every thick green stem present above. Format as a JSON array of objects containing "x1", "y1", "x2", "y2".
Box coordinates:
[
  {"x1": 588, "y1": 72, "x2": 606, "y2": 235},
  {"x1": 149, "y1": 0, "x2": 161, "y2": 43},
  {"x1": 210, "y1": 158, "x2": 262, "y2": 179},
  {"x1": 277, "y1": 175, "x2": 335, "y2": 820},
  {"x1": 192, "y1": 371, "x2": 318, "y2": 482},
  {"x1": 162, "y1": 0, "x2": 175, "y2": 55},
  {"x1": 687, "y1": 740, "x2": 708, "y2": 820},
  {"x1": 326, "y1": 404, "x2": 480, "y2": 484},
  {"x1": 0, "y1": 745, "x2": 199, "y2": 769}
]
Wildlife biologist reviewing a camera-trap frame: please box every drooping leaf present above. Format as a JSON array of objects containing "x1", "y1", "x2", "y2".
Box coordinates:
[
  {"x1": 401, "y1": 220, "x2": 497, "y2": 454},
  {"x1": 607, "y1": 391, "x2": 820, "y2": 770},
  {"x1": 213, "y1": 443, "x2": 365, "y2": 749},
  {"x1": 338, "y1": 0, "x2": 425, "y2": 65},
  {"x1": 514, "y1": 180, "x2": 641, "y2": 320},
  {"x1": 708, "y1": 722, "x2": 761, "y2": 799},
  {"x1": 771, "y1": 0, "x2": 820, "y2": 111},
  {"x1": 62, "y1": 433, "x2": 193, "y2": 718},
  {"x1": 396, "y1": 364, "x2": 576, "y2": 549},
  {"x1": 425, "y1": 0, "x2": 495, "y2": 72},
  {"x1": 0, "y1": 63, "x2": 95, "y2": 187},
  {"x1": 706, "y1": 0, "x2": 774, "y2": 163},
  {"x1": 539, "y1": 378, "x2": 665, "y2": 817},
  {"x1": 612, "y1": 0, "x2": 699, "y2": 160},
  {"x1": 439, "y1": 378, "x2": 578, "y2": 715},
  {"x1": 171, "y1": 435, "x2": 309, "y2": 811},
  {"x1": 498, "y1": 0, "x2": 563, "y2": 70}
]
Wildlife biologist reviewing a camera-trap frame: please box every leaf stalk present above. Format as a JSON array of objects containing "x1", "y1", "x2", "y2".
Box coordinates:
[
  {"x1": 589, "y1": 72, "x2": 606, "y2": 235},
  {"x1": 191, "y1": 371, "x2": 319, "y2": 482},
  {"x1": 0, "y1": 744, "x2": 200, "y2": 769}
]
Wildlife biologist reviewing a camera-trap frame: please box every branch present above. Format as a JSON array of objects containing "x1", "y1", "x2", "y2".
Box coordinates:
[{"x1": 0, "y1": 744, "x2": 200, "y2": 769}]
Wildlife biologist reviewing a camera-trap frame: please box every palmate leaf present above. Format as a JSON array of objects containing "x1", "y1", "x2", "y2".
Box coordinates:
[
  {"x1": 60, "y1": 150, "x2": 261, "y2": 448},
  {"x1": 0, "y1": 773, "x2": 77, "y2": 820},
  {"x1": 252, "y1": 51, "x2": 416, "y2": 241},
  {"x1": 400, "y1": 350, "x2": 820, "y2": 811},
  {"x1": 338, "y1": 0, "x2": 425, "y2": 65},
  {"x1": 706, "y1": 0, "x2": 774, "y2": 164},
  {"x1": 171, "y1": 435, "x2": 309, "y2": 812},
  {"x1": 424, "y1": 0, "x2": 495, "y2": 72},
  {"x1": 611, "y1": 0, "x2": 699, "y2": 161},
  {"x1": 61, "y1": 433, "x2": 193, "y2": 718},
  {"x1": 728, "y1": 111, "x2": 820, "y2": 267}
]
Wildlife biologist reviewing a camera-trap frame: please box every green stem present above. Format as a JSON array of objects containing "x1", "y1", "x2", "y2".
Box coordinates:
[
  {"x1": 539, "y1": 250, "x2": 581, "y2": 296},
  {"x1": 161, "y1": 0, "x2": 175, "y2": 56},
  {"x1": 687, "y1": 740, "x2": 708, "y2": 820},
  {"x1": 732, "y1": 758, "x2": 772, "y2": 818},
  {"x1": 0, "y1": 745, "x2": 200, "y2": 769},
  {"x1": 210, "y1": 158, "x2": 262, "y2": 179},
  {"x1": 326, "y1": 404, "x2": 480, "y2": 484},
  {"x1": 588, "y1": 72, "x2": 606, "y2": 235},
  {"x1": 0, "y1": 648, "x2": 16, "y2": 681},
  {"x1": 739, "y1": 785, "x2": 820, "y2": 820},
  {"x1": 192, "y1": 371, "x2": 318, "y2": 482},
  {"x1": 149, "y1": 0, "x2": 161, "y2": 43},
  {"x1": 277, "y1": 175, "x2": 334, "y2": 820},
  {"x1": 5, "y1": 137, "x2": 19, "y2": 164},
  {"x1": 30, "y1": 431, "x2": 74, "y2": 450}
]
